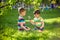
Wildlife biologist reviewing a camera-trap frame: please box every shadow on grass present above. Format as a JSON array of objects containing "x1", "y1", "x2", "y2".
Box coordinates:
[{"x1": 45, "y1": 22, "x2": 60, "y2": 30}]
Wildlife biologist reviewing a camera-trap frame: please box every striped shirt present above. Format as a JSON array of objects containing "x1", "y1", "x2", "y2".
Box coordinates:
[{"x1": 18, "y1": 16, "x2": 25, "y2": 27}]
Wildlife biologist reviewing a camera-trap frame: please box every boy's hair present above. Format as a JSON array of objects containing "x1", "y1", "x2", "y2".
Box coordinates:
[
  {"x1": 19, "y1": 8, "x2": 25, "y2": 13},
  {"x1": 34, "y1": 10, "x2": 40, "y2": 14}
]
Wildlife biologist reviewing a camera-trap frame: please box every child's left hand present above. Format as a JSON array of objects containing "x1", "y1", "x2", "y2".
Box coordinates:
[
  {"x1": 40, "y1": 27, "x2": 43, "y2": 29},
  {"x1": 26, "y1": 27, "x2": 31, "y2": 31}
]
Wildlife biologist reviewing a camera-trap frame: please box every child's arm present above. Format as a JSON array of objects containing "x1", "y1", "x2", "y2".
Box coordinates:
[
  {"x1": 40, "y1": 18, "x2": 44, "y2": 28},
  {"x1": 20, "y1": 23, "x2": 29, "y2": 30},
  {"x1": 41, "y1": 21, "x2": 44, "y2": 28},
  {"x1": 30, "y1": 20, "x2": 35, "y2": 25}
]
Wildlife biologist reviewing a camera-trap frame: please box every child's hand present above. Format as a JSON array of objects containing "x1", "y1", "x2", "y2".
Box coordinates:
[
  {"x1": 38, "y1": 30, "x2": 42, "y2": 32},
  {"x1": 30, "y1": 20, "x2": 35, "y2": 25},
  {"x1": 40, "y1": 27, "x2": 43, "y2": 29},
  {"x1": 25, "y1": 27, "x2": 30, "y2": 31},
  {"x1": 30, "y1": 20, "x2": 32, "y2": 22},
  {"x1": 30, "y1": 20, "x2": 33, "y2": 23}
]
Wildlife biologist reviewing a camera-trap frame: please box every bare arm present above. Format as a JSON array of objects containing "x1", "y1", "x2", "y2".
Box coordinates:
[
  {"x1": 41, "y1": 21, "x2": 44, "y2": 28},
  {"x1": 30, "y1": 20, "x2": 35, "y2": 25},
  {"x1": 40, "y1": 18, "x2": 44, "y2": 28},
  {"x1": 20, "y1": 23, "x2": 28, "y2": 30}
]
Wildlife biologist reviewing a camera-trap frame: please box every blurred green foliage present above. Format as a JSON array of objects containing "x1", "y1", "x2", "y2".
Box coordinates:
[
  {"x1": 0, "y1": 0, "x2": 60, "y2": 40},
  {"x1": 0, "y1": 8, "x2": 60, "y2": 40},
  {"x1": 0, "y1": 0, "x2": 42, "y2": 15}
]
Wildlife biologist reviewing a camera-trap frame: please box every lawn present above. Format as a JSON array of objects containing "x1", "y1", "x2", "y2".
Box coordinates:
[{"x1": 0, "y1": 8, "x2": 60, "y2": 40}]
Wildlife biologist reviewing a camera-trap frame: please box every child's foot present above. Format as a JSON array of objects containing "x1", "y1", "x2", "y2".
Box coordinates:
[
  {"x1": 38, "y1": 30, "x2": 43, "y2": 32},
  {"x1": 18, "y1": 28, "x2": 24, "y2": 31}
]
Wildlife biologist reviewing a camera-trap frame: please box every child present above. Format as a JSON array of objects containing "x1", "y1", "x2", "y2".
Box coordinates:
[
  {"x1": 30, "y1": 10, "x2": 44, "y2": 32},
  {"x1": 18, "y1": 8, "x2": 30, "y2": 31}
]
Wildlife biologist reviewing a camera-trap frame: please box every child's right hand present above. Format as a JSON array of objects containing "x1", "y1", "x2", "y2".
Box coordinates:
[
  {"x1": 25, "y1": 27, "x2": 30, "y2": 31},
  {"x1": 38, "y1": 30, "x2": 42, "y2": 32}
]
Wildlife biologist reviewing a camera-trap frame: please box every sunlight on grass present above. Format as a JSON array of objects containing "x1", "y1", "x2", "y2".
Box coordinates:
[
  {"x1": 9, "y1": 30, "x2": 57, "y2": 40},
  {"x1": 58, "y1": 6, "x2": 60, "y2": 8},
  {"x1": 0, "y1": 13, "x2": 3, "y2": 15},
  {"x1": 25, "y1": 17, "x2": 60, "y2": 24},
  {"x1": 44, "y1": 17, "x2": 60, "y2": 24}
]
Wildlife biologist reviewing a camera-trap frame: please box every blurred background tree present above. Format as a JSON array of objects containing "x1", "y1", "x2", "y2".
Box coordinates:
[
  {"x1": 0, "y1": 0, "x2": 42, "y2": 15},
  {"x1": 0, "y1": 0, "x2": 60, "y2": 15}
]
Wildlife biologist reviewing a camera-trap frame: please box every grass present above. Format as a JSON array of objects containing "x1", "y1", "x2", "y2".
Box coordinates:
[{"x1": 0, "y1": 8, "x2": 60, "y2": 40}]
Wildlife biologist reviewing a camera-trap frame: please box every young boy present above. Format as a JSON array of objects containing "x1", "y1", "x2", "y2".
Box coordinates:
[
  {"x1": 18, "y1": 8, "x2": 30, "y2": 31},
  {"x1": 30, "y1": 10, "x2": 44, "y2": 32}
]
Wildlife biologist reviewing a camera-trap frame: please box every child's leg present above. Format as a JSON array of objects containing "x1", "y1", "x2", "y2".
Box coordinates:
[
  {"x1": 36, "y1": 27, "x2": 44, "y2": 32},
  {"x1": 23, "y1": 24, "x2": 30, "y2": 30},
  {"x1": 40, "y1": 27, "x2": 44, "y2": 31},
  {"x1": 18, "y1": 24, "x2": 30, "y2": 31},
  {"x1": 18, "y1": 26, "x2": 24, "y2": 31},
  {"x1": 39, "y1": 27, "x2": 44, "y2": 32}
]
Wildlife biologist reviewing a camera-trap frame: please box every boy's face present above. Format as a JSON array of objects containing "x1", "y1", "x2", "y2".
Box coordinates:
[
  {"x1": 21, "y1": 11, "x2": 26, "y2": 16},
  {"x1": 34, "y1": 13, "x2": 40, "y2": 18}
]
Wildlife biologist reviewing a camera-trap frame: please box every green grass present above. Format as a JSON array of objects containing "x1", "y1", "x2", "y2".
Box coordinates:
[{"x1": 0, "y1": 8, "x2": 60, "y2": 40}]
